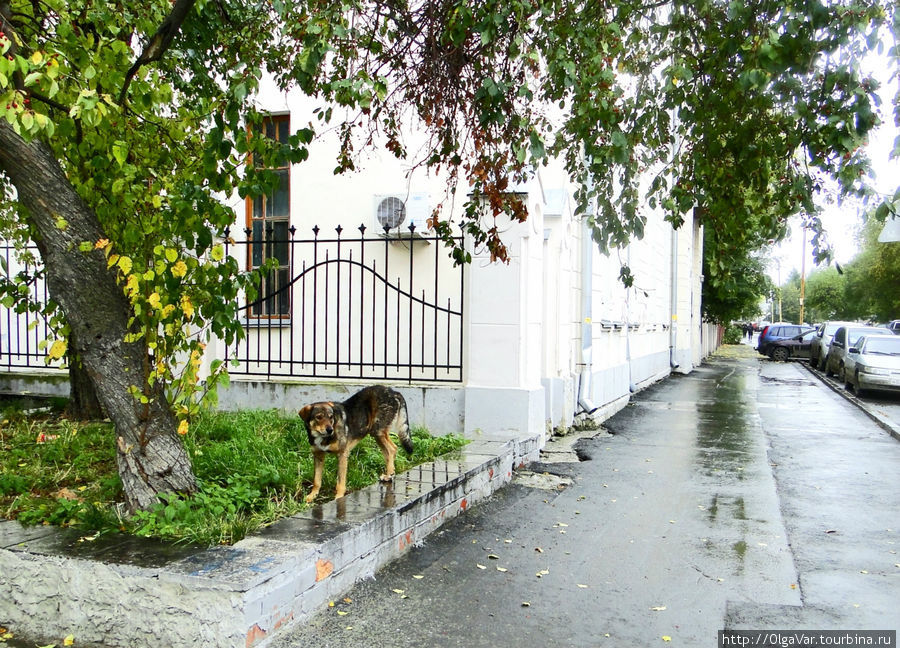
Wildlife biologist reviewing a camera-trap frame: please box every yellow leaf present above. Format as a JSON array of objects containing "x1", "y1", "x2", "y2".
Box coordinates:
[
  {"x1": 171, "y1": 261, "x2": 188, "y2": 278},
  {"x1": 147, "y1": 292, "x2": 161, "y2": 309},
  {"x1": 94, "y1": 238, "x2": 109, "y2": 250},
  {"x1": 476, "y1": 564, "x2": 486, "y2": 570},
  {"x1": 391, "y1": 589, "x2": 405, "y2": 594},
  {"x1": 336, "y1": 611, "x2": 348, "y2": 616},
  {"x1": 650, "y1": 605, "x2": 666, "y2": 611},
  {"x1": 210, "y1": 244, "x2": 225, "y2": 262},
  {"x1": 30, "y1": 51, "x2": 43, "y2": 65},
  {"x1": 496, "y1": 567, "x2": 508, "y2": 572},
  {"x1": 125, "y1": 274, "x2": 140, "y2": 299},
  {"x1": 181, "y1": 295, "x2": 194, "y2": 320},
  {"x1": 662, "y1": 636, "x2": 672, "y2": 642},
  {"x1": 165, "y1": 248, "x2": 178, "y2": 263},
  {"x1": 64, "y1": 635, "x2": 75, "y2": 646},
  {"x1": 47, "y1": 339, "x2": 67, "y2": 360},
  {"x1": 412, "y1": 574, "x2": 424, "y2": 579},
  {"x1": 177, "y1": 420, "x2": 189, "y2": 436},
  {"x1": 117, "y1": 256, "x2": 133, "y2": 275}
]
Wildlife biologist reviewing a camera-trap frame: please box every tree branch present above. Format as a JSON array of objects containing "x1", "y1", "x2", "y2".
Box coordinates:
[{"x1": 118, "y1": 0, "x2": 197, "y2": 105}]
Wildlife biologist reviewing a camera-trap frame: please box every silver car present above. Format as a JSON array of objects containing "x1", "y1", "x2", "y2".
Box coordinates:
[
  {"x1": 810, "y1": 320, "x2": 855, "y2": 370},
  {"x1": 842, "y1": 335, "x2": 900, "y2": 396},
  {"x1": 824, "y1": 325, "x2": 895, "y2": 377}
]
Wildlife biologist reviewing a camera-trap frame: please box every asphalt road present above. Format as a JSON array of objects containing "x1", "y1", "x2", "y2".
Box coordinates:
[{"x1": 270, "y1": 347, "x2": 900, "y2": 648}]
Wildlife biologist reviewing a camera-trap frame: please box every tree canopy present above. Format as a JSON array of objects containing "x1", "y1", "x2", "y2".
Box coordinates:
[{"x1": 1, "y1": 0, "x2": 897, "y2": 509}]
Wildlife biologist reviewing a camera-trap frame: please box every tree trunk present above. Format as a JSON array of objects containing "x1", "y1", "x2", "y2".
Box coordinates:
[
  {"x1": 66, "y1": 342, "x2": 107, "y2": 421},
  {"x1": 0, "y1": 122, "x2": 198, "y2": 513}
]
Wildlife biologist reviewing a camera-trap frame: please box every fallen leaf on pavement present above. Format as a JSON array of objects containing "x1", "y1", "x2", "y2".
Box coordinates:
[
  {"x1": 476, "y1": 564, "x2": 487, "y2": 570},
  {"x1": 64, "y1": 636, "x2": 75, "y2": 647},
  {"x1": 662, "y1": 636, "x2": 672, "y2": 642},
  {"x1": 650, "y1": 606, "x2": 667, "y2": 611},
  {"x1": 392, "y1": 589, "x2": 405, "y2": 594},
  {"x1": 413, "y1": 574, "x2": 424, "y2": 579}
]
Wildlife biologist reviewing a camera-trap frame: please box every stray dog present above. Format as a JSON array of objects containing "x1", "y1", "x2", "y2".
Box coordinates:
[{"x1": 299, "y1": 385, "x2": 413, "y2": 502}]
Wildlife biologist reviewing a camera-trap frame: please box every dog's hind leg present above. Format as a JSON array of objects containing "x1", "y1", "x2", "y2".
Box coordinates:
[
  {"x1": 335, "y1": 449, "x2": 352, "y2": 499},
  {"x1": 374, "y1": 431, "x2": 398, "y2": 482}
]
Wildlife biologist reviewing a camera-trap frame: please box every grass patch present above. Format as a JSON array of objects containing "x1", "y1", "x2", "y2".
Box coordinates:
[{"x1": 0, "y1": 401, "x2": 467, "y2": 546}]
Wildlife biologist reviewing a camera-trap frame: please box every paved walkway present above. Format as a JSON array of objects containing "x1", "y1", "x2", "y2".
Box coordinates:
[{"x1": 269, "y1": 347, "x2": 899, "y2": 647}]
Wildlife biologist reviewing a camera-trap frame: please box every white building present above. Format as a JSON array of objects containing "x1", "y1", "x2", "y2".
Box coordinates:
[{"x1": 205, "y1": 77, "x2": 717, "y2": 440}]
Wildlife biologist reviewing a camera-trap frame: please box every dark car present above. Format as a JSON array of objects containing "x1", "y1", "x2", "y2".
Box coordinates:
[
  {"x1": 767, "y1": 329, "x2": 818, "y2": 361},
  {"x1": 757, "y1": 323, "x2": 813, "y2": 356}
]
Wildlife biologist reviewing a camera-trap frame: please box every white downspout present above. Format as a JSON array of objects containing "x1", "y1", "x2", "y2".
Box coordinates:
[
  {"x1": 669, "y1": 227, "x2": 679, "y2": 369},
  {"x1": 577, "y1": 216, "x2": 598, "y2": 414}
]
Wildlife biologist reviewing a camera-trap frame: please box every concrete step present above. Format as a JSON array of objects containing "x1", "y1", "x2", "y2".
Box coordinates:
[{"x1": 1, "y1": 433, "x2": 542, "y2": 648}]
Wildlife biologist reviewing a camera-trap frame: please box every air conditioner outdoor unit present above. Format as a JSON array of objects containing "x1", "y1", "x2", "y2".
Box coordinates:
[{"x1": 372, "y1": 193, "x2": 431, "y2": 235}]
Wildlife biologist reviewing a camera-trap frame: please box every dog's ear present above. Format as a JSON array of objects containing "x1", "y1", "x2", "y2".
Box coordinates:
[{"x1": 298, "y1": 405, "x2": 313, "y2": 423}]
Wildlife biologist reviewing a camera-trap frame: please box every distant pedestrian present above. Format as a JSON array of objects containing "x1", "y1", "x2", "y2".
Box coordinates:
[{"x1": 745, "y1": 323, "x2": 753, "y2": 340}]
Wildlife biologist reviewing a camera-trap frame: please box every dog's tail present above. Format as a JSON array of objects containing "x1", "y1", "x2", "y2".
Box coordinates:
[{"x1": 394, "y1": 393, "x2": 414, "y2": 455}]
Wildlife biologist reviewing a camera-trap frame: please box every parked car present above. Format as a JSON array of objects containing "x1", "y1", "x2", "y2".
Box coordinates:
[
  {"x1": 809, "y1": 321, "x2": 856, "y2": 370},
  {"x1": 767, "y1": 329, "x2": 818, "y2": 362},
  {"x1": 887, "y1": 320, "x2": 900, "y2": 334},
  {"x1": 842, "y1": 334, "x2": 900, "y2": 396},
  {"x1": 756, "y1": 323, "x2": 813, "y2": 356},
  {"x1": 823, "y1": 325, "x2": 895, "y2": 377}
]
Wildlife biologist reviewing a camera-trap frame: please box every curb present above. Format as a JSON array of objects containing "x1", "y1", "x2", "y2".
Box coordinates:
[
  {"x1": 798, "y1": 361, "x2": 900, "y2": 442},
  {"x1": 1, "y1": 433, "x2": 543, "y2": 648}
]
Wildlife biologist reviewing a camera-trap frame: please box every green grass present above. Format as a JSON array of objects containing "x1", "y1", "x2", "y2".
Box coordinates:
[{"x1": 0, "y1": 399, "x2": 467, "y2": 546}]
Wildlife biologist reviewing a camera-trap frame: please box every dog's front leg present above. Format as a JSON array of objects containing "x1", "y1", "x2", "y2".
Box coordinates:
[
  {"x1": 305, "y1": 450, "x2": 326, "y2": 503},
  {"x1": 335, "y1": 450, "x2": 350, "y2": 499}
]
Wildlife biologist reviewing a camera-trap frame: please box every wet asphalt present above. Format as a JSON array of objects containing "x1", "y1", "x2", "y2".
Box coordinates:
[{"x1": 270, "y1": 344, "x2": 900, "y2": 648}]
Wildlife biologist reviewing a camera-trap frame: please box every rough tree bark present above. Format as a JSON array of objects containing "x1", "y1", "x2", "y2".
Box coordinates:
[
  {"x1": 66, "y1": 339, "x2": 106, "y2": 421},
  {"x1": 0, "y1": 122, "x2": 198, "y2": 512}
]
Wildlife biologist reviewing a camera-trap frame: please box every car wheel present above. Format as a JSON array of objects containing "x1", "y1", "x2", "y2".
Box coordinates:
[
  {"x1": 824, "y1": 359, "x2": 834, "y2": 377},
  {"x1": 772, "y1": 347, "x2": 789, "y2": 362},
  {"x1": 816, "y1": 354, "x2": 826, "y2": 371},
  {"x1": 853, "y1": 371, "x2": 868, "y2": 398}
]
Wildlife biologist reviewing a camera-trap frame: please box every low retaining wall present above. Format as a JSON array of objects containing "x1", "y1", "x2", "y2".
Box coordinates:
[{"x1": 1, "y1": 434, "x2": 542, "y2": 648}]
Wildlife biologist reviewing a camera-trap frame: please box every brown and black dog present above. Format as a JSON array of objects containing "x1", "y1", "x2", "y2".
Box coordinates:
[{"x1": 298, "y1": 385, "x2": 413, "y2": 502}]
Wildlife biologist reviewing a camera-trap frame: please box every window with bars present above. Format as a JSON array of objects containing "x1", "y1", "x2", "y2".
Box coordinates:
[{"x1": 247, "y1": 115, "x2": 291, "y2": 317}]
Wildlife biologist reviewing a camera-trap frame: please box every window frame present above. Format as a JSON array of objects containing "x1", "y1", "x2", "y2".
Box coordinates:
[{"x1": 245, "y1": 114, "x2": 292, "y2": 320}]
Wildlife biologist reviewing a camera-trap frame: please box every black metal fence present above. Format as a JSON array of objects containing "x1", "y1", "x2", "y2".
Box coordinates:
[
  {"x1": 0, "y1": 224, "x2": 465, "y2": 384},
  {"x1": 0, "y1": 243, "x2": 64, "y2": 371},
  {"x1": 225, "y1": 223, "x2": 465, "y2": 383}
]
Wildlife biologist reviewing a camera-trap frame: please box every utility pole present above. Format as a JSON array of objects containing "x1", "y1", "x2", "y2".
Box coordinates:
[{"x1": 799, "y1": 226, "x2": 807, "y2": 324}]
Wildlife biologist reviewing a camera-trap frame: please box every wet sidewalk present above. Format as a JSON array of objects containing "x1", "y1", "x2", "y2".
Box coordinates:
[
  {"x1": 266, "y1": 347, "x2": 899, "y2": 647},
  {"x1": 1, "y1": 434, "x2": 541, "y2": 648}
]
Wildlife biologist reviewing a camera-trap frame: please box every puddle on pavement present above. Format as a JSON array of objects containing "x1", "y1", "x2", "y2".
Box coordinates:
[{"x1": 694, "y1": 367, "x2": 756, "y2": 476}]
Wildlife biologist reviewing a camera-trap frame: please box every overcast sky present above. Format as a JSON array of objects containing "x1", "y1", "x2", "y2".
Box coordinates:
[{"x1": 769, "y1": 46, "x2": 898, "y2": 283}]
